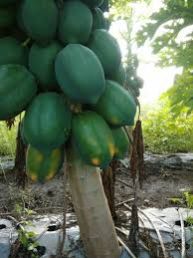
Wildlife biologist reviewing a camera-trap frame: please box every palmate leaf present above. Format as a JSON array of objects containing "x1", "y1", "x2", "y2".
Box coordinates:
[
  {"x1": 153, "y1": 39, "x2": 193, "y2": 67},
  {"x1": 136, "y1": 0, "x2": 193, "y2": 47}
]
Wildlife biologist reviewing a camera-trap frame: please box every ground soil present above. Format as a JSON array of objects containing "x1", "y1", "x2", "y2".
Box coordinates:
[
  {"x1": 1, "y1": 157, "x2": 193, "y2": 257},
  {"x1": 0, "y1": 159, "x2": 192, "y2": 217}
]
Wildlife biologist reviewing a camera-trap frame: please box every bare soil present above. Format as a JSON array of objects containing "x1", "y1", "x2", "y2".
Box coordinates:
[
  {"x1": 0, "y1": 159, "x2": 192, "y2": 217},
  {"x1": 1, "y1": 157, "x2": 193, "y2": 258}
]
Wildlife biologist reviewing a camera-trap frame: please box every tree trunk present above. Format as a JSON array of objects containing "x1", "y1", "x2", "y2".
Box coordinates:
[
  {"x1": 14, "y1": 122, "x2": 27, "y2": 188},
  {"x1": 67, "y1": 148, "x2": 120, "y2": 258},
  {"x1": 101, "y1": 161, "x2": 117, "y2": 220}
]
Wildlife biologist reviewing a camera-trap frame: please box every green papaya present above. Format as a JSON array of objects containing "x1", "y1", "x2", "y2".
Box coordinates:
[
  {"x1": 29, "y1": 41, "x2": 62, "y2": 91},
  {"x1": 58, "y1": 1, "x2": 92, "y2": 44},
  {"x1": 21, "y1": 0, "x2": 58, "y2": 43}
]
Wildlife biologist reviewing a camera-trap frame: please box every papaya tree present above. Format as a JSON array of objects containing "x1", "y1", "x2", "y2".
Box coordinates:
[{"x1": 0, "y1": 0, "x2": 138, "y2": 257}]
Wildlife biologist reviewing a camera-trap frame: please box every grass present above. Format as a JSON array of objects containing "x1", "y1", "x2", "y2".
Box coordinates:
[
  {"x1": 142, "y1": 101, "x2": 193, "y2": 154},
  {"x1": 0, "y1": 120, "x2": 19, "y2": 156}
]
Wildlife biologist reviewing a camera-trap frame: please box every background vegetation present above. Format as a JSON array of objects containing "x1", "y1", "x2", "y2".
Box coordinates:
[
  {"x1": 142, "y1": 99, "x2": 193, "y2": 153},
  {"x1": 137, "y1": 0, "x2": 193, "y2": 153},
  {"x1": 137, "y1": 0, "x2": 193, "y2": 115}
]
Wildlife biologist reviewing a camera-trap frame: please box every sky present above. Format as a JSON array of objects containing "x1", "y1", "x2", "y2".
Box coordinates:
[{"x1": 109, "y1": 0, "x2": 182, "y2": 106}]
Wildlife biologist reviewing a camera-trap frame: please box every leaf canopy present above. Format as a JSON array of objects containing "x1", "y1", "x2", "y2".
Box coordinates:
[{"x1": 136, "y1": 0, "x2": 193, "y2": 115}]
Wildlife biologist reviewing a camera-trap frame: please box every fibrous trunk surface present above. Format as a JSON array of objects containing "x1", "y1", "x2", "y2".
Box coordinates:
[{"x1": 68, "y1": 148, "x2": 120, "y2": 258}]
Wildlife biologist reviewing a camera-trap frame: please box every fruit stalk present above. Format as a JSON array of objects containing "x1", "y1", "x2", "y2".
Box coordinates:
[{"x1": 67, "y1": 147, "x2": 120, "y2": 258}]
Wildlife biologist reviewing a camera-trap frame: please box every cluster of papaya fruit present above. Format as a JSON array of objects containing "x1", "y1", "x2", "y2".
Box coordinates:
[
  {"x1": 125, "y1": 54, "x2": 143, "y2": 98},
  {"x1": 0, "y1": 0, "x2": 137, "y2": 182}
]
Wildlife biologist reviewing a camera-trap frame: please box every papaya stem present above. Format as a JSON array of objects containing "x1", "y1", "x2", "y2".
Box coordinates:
[
  {"x1": 67, "y1": 148, "x2": 120, "y2": 258},
  {"x1": 22, "y1": 38, "x2": 31, "y2": 47}
]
